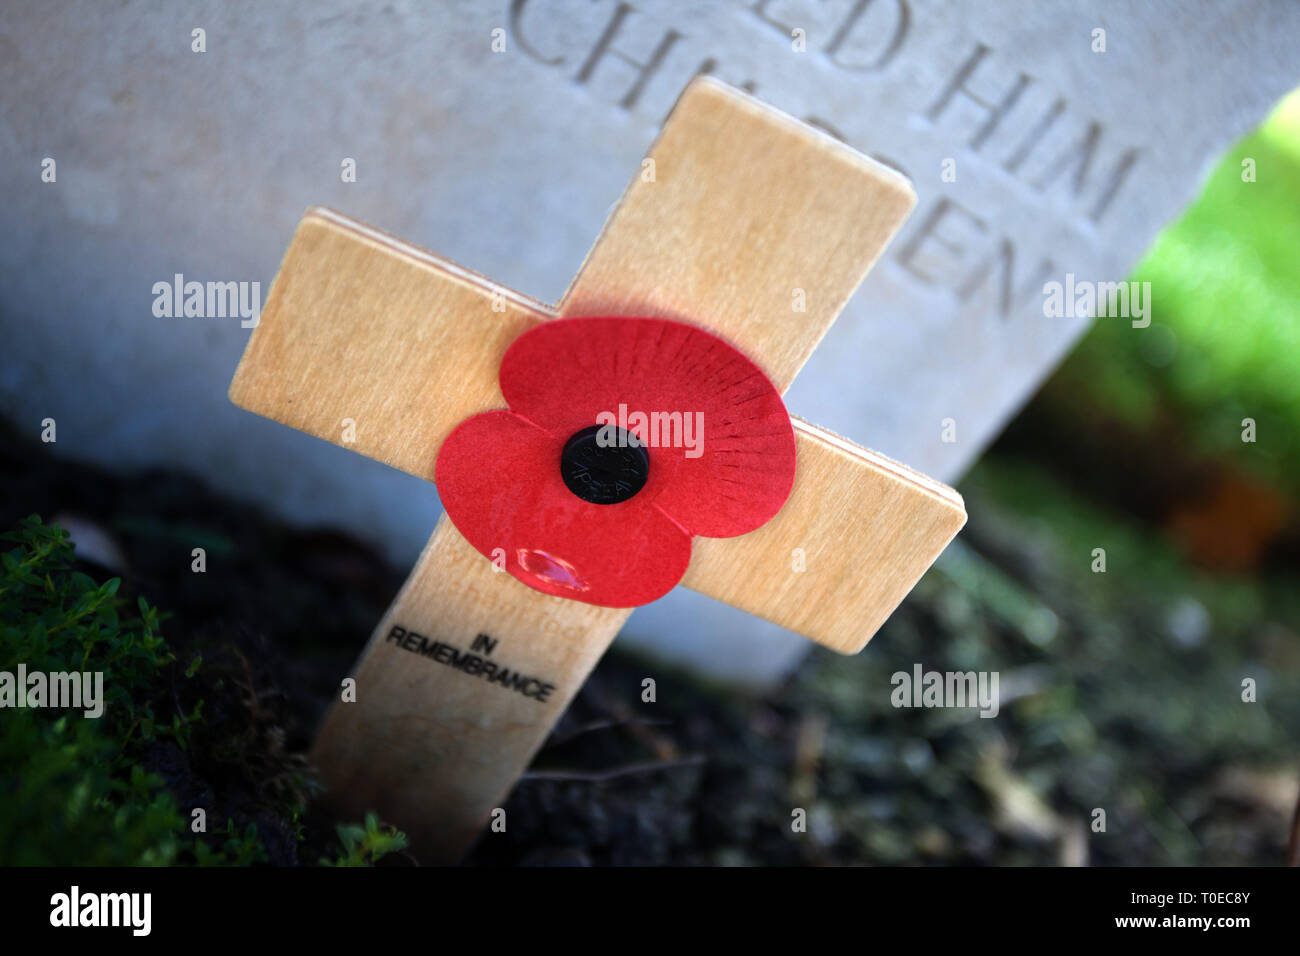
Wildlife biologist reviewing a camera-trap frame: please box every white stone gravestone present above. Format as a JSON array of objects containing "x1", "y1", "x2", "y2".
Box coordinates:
[{"x1": 1, "y1": 0, "x2": 1296, "y2": 683}]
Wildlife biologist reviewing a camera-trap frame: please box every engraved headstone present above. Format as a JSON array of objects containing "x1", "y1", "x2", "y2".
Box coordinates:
[{"x1": 1, "y1": 0, "x2": 1296, "y2": 683}]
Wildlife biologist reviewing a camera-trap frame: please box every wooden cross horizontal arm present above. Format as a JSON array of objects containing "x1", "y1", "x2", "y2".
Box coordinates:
[
  {"x1": 228, "y1": 209, "x2": 541, "y2": 481},
  {"x1": 230, "y1": 203, "x2": 963, "y2": 652},
  {"x1": 686, "y1": 418, "x2": 964, "y2": 652}
]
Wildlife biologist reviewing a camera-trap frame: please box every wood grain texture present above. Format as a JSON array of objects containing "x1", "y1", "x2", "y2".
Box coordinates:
[
  {"x1": 682, "y1": 418, "x2": 965, "y2": 654},
  {"x1": 558, "y1": 76, "x2": 917, "y2": 393},
  {"x1": 311, "y1": 516, "x2": 630, "y2": 862},
  {"x1": 229, "y1": 208, "x2": 544, "y2": 481}
]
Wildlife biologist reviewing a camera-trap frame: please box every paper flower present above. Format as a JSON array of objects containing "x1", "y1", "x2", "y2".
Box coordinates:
[{"x1": 435, "y1": 316, "x2": 797, "y2": 607}]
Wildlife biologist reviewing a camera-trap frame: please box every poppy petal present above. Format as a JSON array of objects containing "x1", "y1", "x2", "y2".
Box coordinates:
[
  {"x1": 435, "y1": 409, "x2": 693, "y2": 607},
  {"x1": 499, "y1": 317, "x2": 795, "y2": 538}
]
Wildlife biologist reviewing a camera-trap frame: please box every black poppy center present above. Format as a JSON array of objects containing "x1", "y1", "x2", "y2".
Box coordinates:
[{"x1": 560, "y1": 425, "x2": 649, "y2": 505}]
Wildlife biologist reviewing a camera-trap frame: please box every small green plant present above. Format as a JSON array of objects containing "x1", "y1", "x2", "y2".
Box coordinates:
[
  {"x1": 194, "y1": 820, "x2": 268, "y2": 866},
  {"x1": 322, "y1": 813, "x2": 409, "y2": 866},
  {"x1": 1, "y1": 515, "x2": 409, "y2": 866},
  {"x1": 0, "y1": 515, "x2": 235, "y2": 864}
]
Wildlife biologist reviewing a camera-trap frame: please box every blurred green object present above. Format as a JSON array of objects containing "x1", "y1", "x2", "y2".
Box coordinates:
[{"x1": 1058, "y1": 87, "x2": 1300, "y2": 497}]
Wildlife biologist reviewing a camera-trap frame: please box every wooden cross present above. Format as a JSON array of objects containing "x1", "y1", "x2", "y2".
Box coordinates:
[{"x1": 229, "y1": 78, "x2": 965, "y2": 862}]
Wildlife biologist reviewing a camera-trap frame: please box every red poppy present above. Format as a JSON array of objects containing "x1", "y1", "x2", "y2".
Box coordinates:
[{"x1": 435, "y1": 316, "x2": 797, "y2": 607}]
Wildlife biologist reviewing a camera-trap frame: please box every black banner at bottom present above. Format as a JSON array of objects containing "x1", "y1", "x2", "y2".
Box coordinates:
[{"x1": 0, "y1": 865, "x2": 1284, "y2": 941}]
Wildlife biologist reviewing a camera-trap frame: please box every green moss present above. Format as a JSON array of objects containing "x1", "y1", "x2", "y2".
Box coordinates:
[
  {"x1": 0, "y1": 515, "x2": 196, "y2": 864},
  {"x1": 0, "y1": 515, "x2": 406, "y2": 866}
]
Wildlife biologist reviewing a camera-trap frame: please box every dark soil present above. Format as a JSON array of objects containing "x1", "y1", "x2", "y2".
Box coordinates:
[{"x1": 3, "y1": 417, "x2": 1296, "y2": 866}]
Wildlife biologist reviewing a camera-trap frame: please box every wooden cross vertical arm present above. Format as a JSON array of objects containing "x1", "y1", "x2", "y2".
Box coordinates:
[{"x1": 229, "y1": 78, "x2": 965, "y2": 862}]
